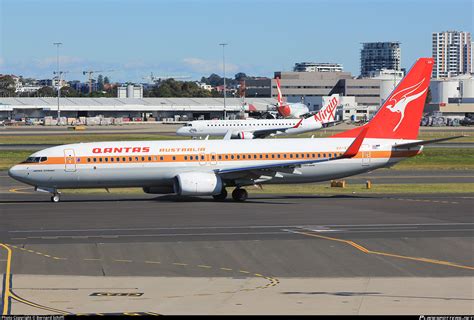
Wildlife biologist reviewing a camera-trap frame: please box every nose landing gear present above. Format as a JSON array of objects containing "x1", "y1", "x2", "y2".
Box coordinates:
[{"x1": 50, "y1": 193, "x2": 61, "y2": 203}]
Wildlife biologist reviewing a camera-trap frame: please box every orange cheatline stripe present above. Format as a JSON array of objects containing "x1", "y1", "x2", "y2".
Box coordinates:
[{"x1": 17, "y1": 150, "x2": 420, "y2": 166}]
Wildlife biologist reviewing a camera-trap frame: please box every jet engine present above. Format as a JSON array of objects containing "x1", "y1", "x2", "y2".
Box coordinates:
[
  {"x1": 174, "y1": 172, "x2": 223, "y2": 196},
  {"x1": 235, "y1": 131, "x2": 254, "y2": 139}
]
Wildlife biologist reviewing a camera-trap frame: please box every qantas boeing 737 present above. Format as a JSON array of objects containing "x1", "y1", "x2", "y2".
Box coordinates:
[
  {"x1": 8, "y1": 58, "x2": 462, "y2": 202},
  {"x1": 176, "y1": 94, "x2": 340, "y2": 139}
]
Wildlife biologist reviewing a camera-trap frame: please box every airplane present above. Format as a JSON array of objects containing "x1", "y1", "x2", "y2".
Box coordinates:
[
  {"x1": 176, "y1": 94, "x2": 340, "y2": 139},
  {"x1": 8, "y1": 58, "x2": 463, "y2": 203},
  {"x1": 274, "y1": 77, "x2": 310, "y2": 118}
]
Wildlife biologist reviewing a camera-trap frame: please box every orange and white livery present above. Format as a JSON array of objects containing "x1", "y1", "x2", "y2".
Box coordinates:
[{"x1": 9, "y1": 58, "x2": 461, "y2": 202}]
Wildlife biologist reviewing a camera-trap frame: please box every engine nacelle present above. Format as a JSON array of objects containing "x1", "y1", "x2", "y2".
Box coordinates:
[
  {"x1": 143, "y1": 186, "x2": 175, "y2": 194},
  {"x1": 174, "y1": 172, "x2": 223, "y2": 196},
  {"x1": 235, "y1": 131, "x2": 254, "y2": 139}
]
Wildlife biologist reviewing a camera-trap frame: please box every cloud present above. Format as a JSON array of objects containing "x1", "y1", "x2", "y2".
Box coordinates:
[
  {"x1": 34, "y1": 56, "x2": 85, "y2": 69},
  {"x1": 183, "y1": 57, "x2": 238, "y2": 74}
]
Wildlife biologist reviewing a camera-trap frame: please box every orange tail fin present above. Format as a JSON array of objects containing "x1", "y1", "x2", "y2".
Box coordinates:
[{"x1": 333, "y1": 58, "x2": 433, "y2": 140}]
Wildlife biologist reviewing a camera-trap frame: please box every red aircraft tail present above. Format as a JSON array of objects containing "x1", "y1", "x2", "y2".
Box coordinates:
[{"x1": 333, "y1": 58, "x2": 434, "y2": 140}]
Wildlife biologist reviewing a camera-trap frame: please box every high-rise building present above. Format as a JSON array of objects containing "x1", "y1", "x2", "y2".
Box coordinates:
[
  {"x1": 432, "y1": 31, "x2": 471, "y2": 78},
  {"x1": 360, "y1": 42, "x2": 401, "y2": 77}
]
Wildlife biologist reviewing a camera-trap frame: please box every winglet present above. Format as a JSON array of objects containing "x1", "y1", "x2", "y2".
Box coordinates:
[{"x1": 340, "y1": 126, "x2": 369, "y2": 159}]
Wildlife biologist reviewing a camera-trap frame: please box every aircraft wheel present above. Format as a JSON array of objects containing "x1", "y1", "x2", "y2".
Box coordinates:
[
  {"x1": 51, "y1": 194, "x2": 60, "y2": 203},
  {"x1": 213, "y1": 188, "x2": 228, "y2": 201},
  {"x1": 232, "y1": 188, "x2": 248, "y2": 202}
]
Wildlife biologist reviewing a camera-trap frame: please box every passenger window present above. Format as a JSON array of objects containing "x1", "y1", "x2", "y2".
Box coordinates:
[
  {"x1": 129, "y1": 157, "x2": 132, "y2": 161},
  {"x1": 211, "y1": 155, "x2": 215, "y2": 160},
  {"x1": 231, "y1": 155, "x2": 234, "y2": 159},
  {"x1": 160, "y1": 156, "x2": 164, "y2": 161},
  {"x1": 323, "y1": 153, "x2": 326, "y2": 158},
  {"x1": 148, "y1": 156, "x2": 151, "y2": 161},
  {"x1": 237, "y1": 155, "x2": 240, "y2": 159},
  {"x1": 123, "y1": 157, "x2": 126, "y2": 162},
  {"x1": 184, "y1": 156, "x2": 188, "y2": 160},
  {"x1": 259, "y1": 155, "x2": 263, "y2": 159},
  {"x1": 87, "y1": 158, "x2": 91, "y2": 163},
  {"x1": 296, "y1": 154, "x2": 299, "y2": 158},
  {"x1": 283, "y1": 154, "x2": 287, "y2": 158},
  {"x1": 110, "y1": 157, "x2": 114, "y2": 162},
  {"x1": 225, "y1": 155, "x2": 229, "y2": 159},
  {"x1": 141, "y1": 157, "x2": 145, "y2": 161},
  {"x1": 135, "y1": 157, "x2": 139, "y2": 161},
  {"x1": 290, "y1": 154, "x2": 293, "y2": 159},
  {"x1": 99, "y1": 158, "x2": 103, "y2": 162},
  {"x1": 271, "y1": 154, "x2": 275, "y2": 159},
  {"x1": 265, "y1": 155, "x2": 269, "y2": 159},
  {"x1": 105, "y1": 158, "x2": 109, "y2": 162},
  {"x1": 116, "y1": 157, "x2": 120, "y2": 162},
  {"x1": 172, "y1": 156, "x2": 176, "y2": 161},
  {"x1": 93, "y1": 158, "x2": 97, "y2": 162},
  {"x1": 201, "y1": 155, "x2": 204, "y2": 160}
]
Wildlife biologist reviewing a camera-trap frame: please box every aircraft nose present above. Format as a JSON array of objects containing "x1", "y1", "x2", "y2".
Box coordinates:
[
  {"x1": 8, "y1": 165, "x2": 19, "y2": 179},
  {"x1": 176, "y1": 126, "x2": 189, "y2": 136}
]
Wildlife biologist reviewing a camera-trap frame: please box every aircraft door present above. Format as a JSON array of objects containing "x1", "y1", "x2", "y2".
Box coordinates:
[
  {"x1": 64, "y1": 149, "x2": 77, "y2": 172},
  {"x1": 362, "y1": 144, "x2": 371, "y2": 166}
]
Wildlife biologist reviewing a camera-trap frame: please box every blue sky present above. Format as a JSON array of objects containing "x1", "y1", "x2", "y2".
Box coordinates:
[{"x1": 0, "y1": 0, "x2": 472, "y2": 82}]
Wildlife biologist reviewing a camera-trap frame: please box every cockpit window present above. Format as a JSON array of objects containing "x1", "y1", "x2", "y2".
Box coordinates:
[
  {"x1": 23, "y1": 156, "x2": 47, "y2": 163},
  {"x1": 185, "y1": 123, "x2": 192, "y2": 127}
]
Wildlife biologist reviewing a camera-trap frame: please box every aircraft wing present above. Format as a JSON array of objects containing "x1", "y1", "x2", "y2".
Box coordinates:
[
  {"x1": 215, "y1": 127, "x2": 368, "y2": 181},
  {"x1": 222, "y1": 127, "x2": 297, "y2": 140}
]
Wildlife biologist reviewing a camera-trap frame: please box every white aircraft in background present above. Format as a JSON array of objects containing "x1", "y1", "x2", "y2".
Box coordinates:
[
  {"x1": 8, "y1": 58, "x2": 462, "y2": 203},
  {"x1": 176, "y1": 94, "x2": 340, "y2": 139},
  {"x1": 274, "y1": 77, "x2": 310, "y2": 118}
]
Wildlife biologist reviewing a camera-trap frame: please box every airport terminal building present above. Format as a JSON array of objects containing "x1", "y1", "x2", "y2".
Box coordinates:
[{"x1": 0, "y1": 97, "x2": 274, "y2": 121}]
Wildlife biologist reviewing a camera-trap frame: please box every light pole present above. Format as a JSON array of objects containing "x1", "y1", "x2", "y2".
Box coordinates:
[
  {"x1": 53, "y1": 42, "x2": 62, "y2": 122},
  {"x1": 219, "y1": 43, "x2": 227, "y2": 119}
]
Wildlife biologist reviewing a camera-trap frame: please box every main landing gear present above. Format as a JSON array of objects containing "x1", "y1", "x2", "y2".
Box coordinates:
[
  {"x1": 212, "y1": 188, "x2": 248, "y2": 202},
  {"x1": 212, "y1": 188, "x2": 228, "y2": 201},
  {"x1": 231, "y1": 188, "x2": 248, "y2": 202}
]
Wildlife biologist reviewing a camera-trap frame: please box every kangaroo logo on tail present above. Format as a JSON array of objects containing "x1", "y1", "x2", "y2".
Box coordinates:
[{"x1": 386, "y1": 78, "x2": 427, "y2": 131}]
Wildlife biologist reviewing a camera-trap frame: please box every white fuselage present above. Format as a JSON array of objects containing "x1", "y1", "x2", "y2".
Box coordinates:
[
  {"x1": 8, "y1": 138, "x2": 420, "y2": 190},
  {"x1": 176, "y1": 118, "x2": 321, "y2": 138}
]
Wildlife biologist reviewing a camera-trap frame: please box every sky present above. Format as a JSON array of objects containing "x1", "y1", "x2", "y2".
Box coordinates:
[{"x1": 0, "y1": 0, "x2": 472, "y2": 83}]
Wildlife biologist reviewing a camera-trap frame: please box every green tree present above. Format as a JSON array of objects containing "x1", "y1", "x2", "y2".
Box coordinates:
[
  {"x1": 60, "y1": 86, "x2": 79, "y2": 97},
  {"x1": 0, "y1": 75, "x2": 16, "y2": 97},
  {"x1": 104, "y1": 76, "x2": 110, "y2": 84},
  {"x1": 37, "y1": 86, "x2": 55, "y2": 97},
  {"x1": 97, "y1": 74, "x2": 104, "y2": 91}
]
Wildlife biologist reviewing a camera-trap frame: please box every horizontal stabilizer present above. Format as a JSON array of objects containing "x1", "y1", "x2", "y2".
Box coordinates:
[{"x1": 393, "y1": 135, "x2": 466, "y2": 149}]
